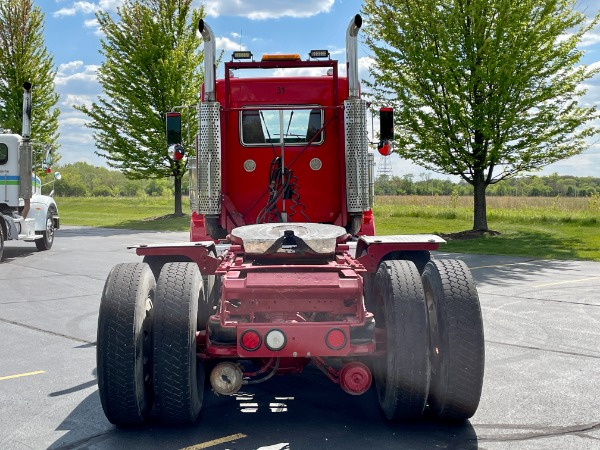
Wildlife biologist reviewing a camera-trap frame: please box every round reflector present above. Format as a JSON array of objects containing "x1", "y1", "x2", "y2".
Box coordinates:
[
  {"x1": 325, "y1": 328, "x2": 347, "y2": 350},
  {"x1": 265, "y1": 329, "x2": 286, "y2": 351},
  {"x1": 378, "y1": 142, "x2": 391, "y2": 156},
  {"x1": 339, "y1": 362, "x2": 372, "y2": 395},
  {"x1": 240, "y1": 329, "x2": 261, "y2": 351}
]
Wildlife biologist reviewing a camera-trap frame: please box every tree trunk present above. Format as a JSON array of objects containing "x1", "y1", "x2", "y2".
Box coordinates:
[
  {"x1": 472, "y1": 174, "x2": 488, "y2": 231},
  {"x1": 174, "y1": 176, "x2": 183, "y2": 216}
]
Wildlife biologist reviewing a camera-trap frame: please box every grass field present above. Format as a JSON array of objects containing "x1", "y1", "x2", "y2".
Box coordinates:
[
  {"x1": 56, "y1": 195, "x2": 600, "y2": 261},
  {"x1": 374, "y1": 195, "x2": 600, "y2": 261},
  {"x1": 57, "y1": 196, "x2": 190, "y2": 231}
]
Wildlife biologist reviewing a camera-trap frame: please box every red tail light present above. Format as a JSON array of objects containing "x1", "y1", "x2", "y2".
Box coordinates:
[
  {"x1": 240, "y1": 329, "x2": 261, "y2": 351},
  {"x1": 325, "y1": 328, "x2": 347, "y2": 350}
]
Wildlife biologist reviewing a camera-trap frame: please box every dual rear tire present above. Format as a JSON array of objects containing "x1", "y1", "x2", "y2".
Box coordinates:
[
  {"x1": 372, "y1": 258, "x2": 484, "y2": 422},
  {"x1": 422, "y1": 259, "x2": 485, "y2": 420},
  {"x1": 97, "y1": 263, "x2": 155, "y2": 425},
  {"x1": 373, "y1": 260, "x2": 430, "y2": 420},
  {"x1": 153, "y1": 262, "x2": 205, "y2": 424},
  {"x1": 97, "y1": 262, "x2": 205, "y2": 426}
]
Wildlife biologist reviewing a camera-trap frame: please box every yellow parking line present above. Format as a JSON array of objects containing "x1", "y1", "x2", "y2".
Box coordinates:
[
  {"x1": 533, "y1": 277, "x2": 599, "y2": 288},
  {"x1": 181, "y1": 433, "x2": 247, "y2": 450},
  {"x1": 0, "y1": 370, "x2": 46, "y2": 381}
]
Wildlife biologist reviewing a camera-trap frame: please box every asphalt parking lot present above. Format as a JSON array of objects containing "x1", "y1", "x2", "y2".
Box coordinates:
[{"x1": 0, "y1": 226, "x2": 599, "y2": 449}]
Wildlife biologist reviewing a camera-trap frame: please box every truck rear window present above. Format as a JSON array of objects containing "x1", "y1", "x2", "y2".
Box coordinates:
[{"x1": 240, "y1": 108, "x2": 323, "y2": 146}]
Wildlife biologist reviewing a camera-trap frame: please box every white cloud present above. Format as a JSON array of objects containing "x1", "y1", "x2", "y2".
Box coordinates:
[
  {"x1": 557, "y1": 30, "x2": 600, "y2": 48},
  {"x1": 59, "y1": 116, "x2": 90, "y2": 127},
  {"x1": 589, "y1": 60, "x2": 600, "y2": 72},
  {"x1": 84, "y1": 17, "x2": 99, "y2": 28},
  {"x1": 58, "y1": 60, "x2": 84, "y2": 73},
  {"x1": 358, "y1": 56, "x2": 374, "y2": 76},
  {"x1": 59, "y1": 131, "x2": 94, "y2": 146},
  {"x1": 538, "y1": 150, "x2": 600, "y2": 176},
  {"x1": 216, "y1": 36, "x2": 247, "y2": 52},
  {"x1": 56, "y1": 64, "x2": 99, "y2": 86},
  {"x1": 581, "y1": 32, "x2": 600, "y2": 47},
  {"x1": 98, "y1": 0, "x2": 123, "y2": 11},
  {"x1": 272, "y1": 67, "x2": 330, "y2": 77},
  {"x1": 85, "y1": 18, "x2": 105, "y2": 37},
  {"x1": 53, "y1": 1, "x2": 98, "y2": 17},
  {"x1": 60, "y1": 94, "x2": 96, "y2": 108},
  {"x1": 198, "y1": 0, "x2": 334, "y2": 20},
  {"x1": 235, "y1": 55, "x2": 370, "y2": 80},
  {"x1": 52, "y1": 0, "x2": 123, "y2": 18}
]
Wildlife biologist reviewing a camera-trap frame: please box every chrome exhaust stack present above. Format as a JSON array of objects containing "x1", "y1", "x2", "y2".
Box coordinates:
[
  {"x1": 198, "y1": 19, "x2": 216, "y2": 102},
  {"x1": 344, "y1": 15, "x2": 369, "y2": 215},
  {"x1": 22, "y1": 82, "x2": 32, "y2": 140},
  {"x1": 196, "y1": 19, "x2": 221, "y2": 217},
  {"x1": 346, "y1": 14, "x2": 363, "y2": 99},
  {"x1": 20, "y1": 82, "x2": 33, "y2": 201}
]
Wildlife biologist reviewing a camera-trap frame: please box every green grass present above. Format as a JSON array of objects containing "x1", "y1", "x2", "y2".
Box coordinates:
[
  {"x1": 374, "y1": 196, "x2": 600, "y2": 261},
  {"x1": 57, "y1": 196, "x2": 190, "y2": 231},
  {"x1": 56, "y1": 195, "x2": 600, "y2": 261}
]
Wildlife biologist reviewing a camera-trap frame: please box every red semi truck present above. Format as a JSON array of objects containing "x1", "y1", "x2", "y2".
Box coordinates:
[{"x1": 97, "y1": 14, "x2": 484, "y2": 426}]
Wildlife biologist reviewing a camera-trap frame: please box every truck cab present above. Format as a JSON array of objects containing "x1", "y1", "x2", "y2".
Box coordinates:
[
  {"x1": 188, "y1": 18, "x2": 374, "y2": 241},
  {"x1": 0, "y1": 83, "x2": 60, "y2": 261}
]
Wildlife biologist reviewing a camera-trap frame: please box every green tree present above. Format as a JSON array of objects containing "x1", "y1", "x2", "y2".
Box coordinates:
[
  {"x1": 145, "y1": 178, "x2": 172, "y2": 197},
  {"x1": 363, "y1": 0, "x2": 600, "y2": 231},
  {"x1": 76, "y1": 0, "x2": 205, "y2": 215},
  {"x1": 0, "y1": 0, "x2": 60, "y2": 165}
]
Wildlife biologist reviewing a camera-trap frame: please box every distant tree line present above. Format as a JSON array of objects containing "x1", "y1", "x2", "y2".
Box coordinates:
[
  {"x1": 44, "y1": 162, "x2": 598, "y2": 200},
  {"x1": 43, "y1": 162, "x2": 189, "y2": 198},
  {"x1": 375, "y1": 173, "x2": 600, "y2": 198}
]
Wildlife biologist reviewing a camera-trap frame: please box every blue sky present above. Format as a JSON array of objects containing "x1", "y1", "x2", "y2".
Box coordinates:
[{"x1": 40, "y1": 0, "x2": 600, "y2": 179}]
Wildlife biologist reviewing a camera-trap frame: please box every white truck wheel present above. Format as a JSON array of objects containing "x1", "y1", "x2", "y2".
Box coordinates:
[{"x1": 35, "y1": 210, "x2": 54, "y2": 251}]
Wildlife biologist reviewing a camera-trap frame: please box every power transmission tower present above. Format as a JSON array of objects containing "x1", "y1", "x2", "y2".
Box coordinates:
[{"x1": 377, "y1": 154, "x2": 393, "y2": 178}]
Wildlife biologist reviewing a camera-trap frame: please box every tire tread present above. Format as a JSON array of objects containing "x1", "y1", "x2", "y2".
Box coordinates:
[
  {"x1": 153, "y1": 262, "x2": 204, "y2": 424},
  {"x1": 97, "y1": 263, "x2": 154, "y2": 425},
  {"x1": 376, "y1": 259, "x2": 430, "y2": 420},
  {"x1": 424, "y1": 259, "x2": 484, "y2": 420}
]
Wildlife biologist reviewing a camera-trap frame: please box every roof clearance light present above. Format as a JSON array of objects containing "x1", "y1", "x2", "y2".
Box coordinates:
[
  {"x1": 309, "y1": 49, "x2": 330, "y2": 59},
  {"x1": 232, "y1": 51, "x2": 253, "y2": 60},
  {"x1": 261, "y1": 54, "x2": 301, "y2": 61}
]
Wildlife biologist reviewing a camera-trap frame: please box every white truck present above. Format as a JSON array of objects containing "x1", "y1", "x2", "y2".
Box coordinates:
[{"x1": 0, "y1": 82, "x2": 60, "y2": 262}]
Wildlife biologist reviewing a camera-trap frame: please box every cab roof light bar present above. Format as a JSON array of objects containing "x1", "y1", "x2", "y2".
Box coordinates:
[
  {"x1": 232, "y1": 51, "x2": 253, "y2": 61},
  {"x1": 261, "y1": 53, "x2": 301, "y2": 61},
  {"x1": 309, "y1": 49, "x2": 330, "y2": 59}
]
